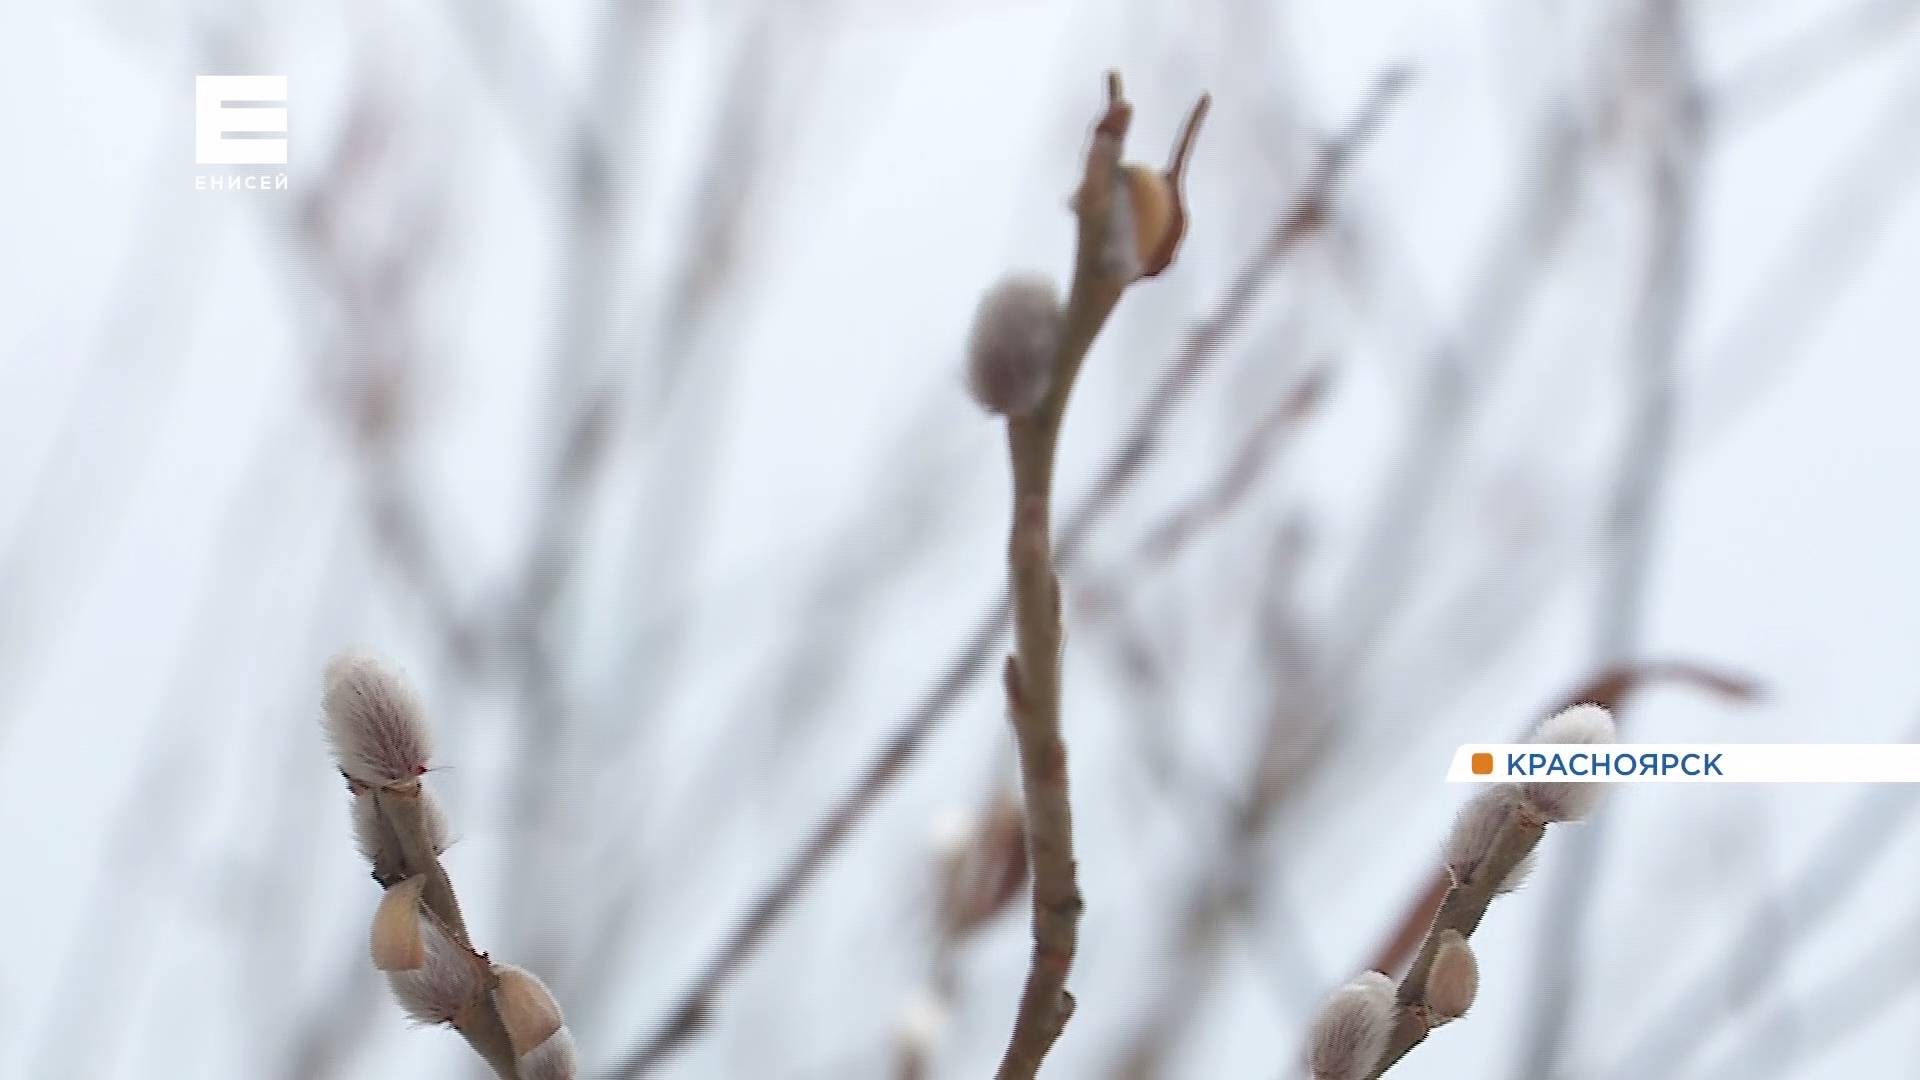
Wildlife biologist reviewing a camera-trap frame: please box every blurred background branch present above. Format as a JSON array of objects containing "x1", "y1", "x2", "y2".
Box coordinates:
[{"x1": 3, "y1": 0, "x2": 1919, "y2": 1078}]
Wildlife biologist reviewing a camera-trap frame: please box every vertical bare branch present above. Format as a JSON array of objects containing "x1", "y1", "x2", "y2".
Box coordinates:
[{"x1": 987, "y1": 71, "x2": 1140, "y2": 1079}]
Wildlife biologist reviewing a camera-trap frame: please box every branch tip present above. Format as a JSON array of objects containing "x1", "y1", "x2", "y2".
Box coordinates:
[{"x1": 1166, "y1": 93, "x2": 1211, "y2": 183}]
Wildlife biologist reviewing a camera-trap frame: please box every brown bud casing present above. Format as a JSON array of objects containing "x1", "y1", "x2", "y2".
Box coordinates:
[
  {"x1": 493, "y1": 963, "x2": 567, "y2": 1057},
  {"x1": 371, "y1": 875, "x2": 429, "y2": 972},
  {"x1": 1122, "y1": 92, "x2": 1210, "y2": 280}
]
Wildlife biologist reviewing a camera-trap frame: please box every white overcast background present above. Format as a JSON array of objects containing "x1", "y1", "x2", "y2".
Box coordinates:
[{"x1": 3, "y1": 0, "x2": 1920, "y2": 1078}]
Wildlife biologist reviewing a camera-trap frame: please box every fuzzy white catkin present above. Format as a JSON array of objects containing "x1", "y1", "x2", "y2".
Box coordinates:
[
  {"x1": 1445, "y1": 787, "x2": 1515, "y2": 888},
  {"x1": 1445, "y1": 787, "x2": 1538, "y2": 894},
  {"x1": 323, "y1": 651, "x2": 433, "y2": 788},
  {"x1": 386, "y1": 910, "x2": 484, "y2": 1025},
  {"x1": 1518, "y1": 703, "x2": 1617, "y2": 823},
  {"x1": 1424, "y1": 931, "x2": 1479, "y2": 1022},
  {"x1": 1308, "y1": 971, "x2": 1395, "y2": 1080},
  {"x1": 1499, "y1": 848, "x2": 1539, "y2": 895},
  {"x1": 965, "y1": 273, "x2": 1062, "y2": 417},
  {"x1": 350, "y1": 788, "x2": 385, "y2": 865}
]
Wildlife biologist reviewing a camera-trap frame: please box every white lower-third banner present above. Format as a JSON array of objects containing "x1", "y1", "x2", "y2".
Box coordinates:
[{"x1": 1447, "y1": 744, "x2": 1920, "y2": 783}]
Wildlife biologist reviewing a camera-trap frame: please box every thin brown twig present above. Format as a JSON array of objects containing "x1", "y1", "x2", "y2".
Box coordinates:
[{"x1": 1365, "y1": 810, "x2": 1546, "y2": 1077}]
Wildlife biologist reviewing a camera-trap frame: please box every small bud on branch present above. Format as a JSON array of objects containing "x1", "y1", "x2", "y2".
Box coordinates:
[
  {"x1": 966, "y1": 274, "x2": 1063, "y2": 418},
  {"x1": 1423, "y1": 931, "x2": 1478, "y2": 1024},
  {"x1": 371, "y1": 874, "x2": 430, "y2": 972}
]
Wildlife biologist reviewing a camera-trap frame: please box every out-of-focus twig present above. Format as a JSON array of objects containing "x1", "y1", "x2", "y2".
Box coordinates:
[
  {"x1": 1078, "y1": 362, "x2": 1336, "y2": 827},
  {"x1": 1332, "y1": 104, "x2": 1588, "y2": 668},
  {"x1": 0, "y1": 143, "x2": 202, "y2": 750},
  {"x1": 1113, "y1": 522, "x2": 1328, "y2": 1080},
  {"x1": 25, "y1": 416, "x2": 321, "y2": 1078},
  {"x1": 1514, "y1": 5, "x2": 1700, "y2": 1072},
  {"x1": 566, "y1": 397, "x2": 958, "y2": 1034},
  {"x1": 276, "y1": 88, "x2": 486, "y2": 673},
  {"x1": 1695, "y1": 912, "x2": 1920, "y2": 1080},
  {"x1": 1705, "y1": 0, "x2": 1920, "y2": 129},
  {"x1": 1689, "y1": 64, "x2": 1920, "y2": 445},
  {"x1": 1601, "y1": 710, "x2": 1920, "y2": 1080}
]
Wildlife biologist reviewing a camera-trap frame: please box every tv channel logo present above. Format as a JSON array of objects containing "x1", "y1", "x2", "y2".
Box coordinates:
[{"x1": 194, "y1": 75, "x2": 288, "y2": 167}]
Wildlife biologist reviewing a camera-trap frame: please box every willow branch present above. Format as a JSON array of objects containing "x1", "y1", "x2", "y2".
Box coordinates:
[
  {"x1": 994, "y1": 71, "x2": 1156, "y2": 1080},
  {"x1": 350, "y1": 781, "x2": 519, "y2": 1077}
]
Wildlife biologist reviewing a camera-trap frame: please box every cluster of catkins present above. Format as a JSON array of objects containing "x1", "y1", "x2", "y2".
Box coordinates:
[
  {"x1": 322, "y1": 652, "x2": 578, "y2": 1080},
  {"x1": 1307, "y1": 703, "x2": 1618, "y2": 1080}
]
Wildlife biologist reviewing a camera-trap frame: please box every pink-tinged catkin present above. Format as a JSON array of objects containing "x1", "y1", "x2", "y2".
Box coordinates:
[
  {"x1": 965, "y1": 273, "x2": 1063, "y2": 417},
  {"x1": 934, "y1": 794, "x2": 1028, "y2": 939},
  {"x1": 1308, "y1": 971, "x2": 1395, "y2": 1080},
  {"x1": 1424, "y1": 930, "x2": 1478, "y2": 1023},
  {"x1": 1498, "y1": 847, "x2": 1538, "y2": 895},
  {"x1": 386, "y1": 908, "x2": 485, "y2": 1025},
  {"x1": 1444, "y1": 787, "x2": 1517, "y2": 889},
  {"x1": 323, "y1": 652, "x2": 434, "y2": 788},
  {"x1": 1517, "y1": 703, "x2": 1617, "y2": 823}
]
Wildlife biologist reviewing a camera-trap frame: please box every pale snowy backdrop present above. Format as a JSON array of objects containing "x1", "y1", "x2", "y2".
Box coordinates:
[{"x1": 3, "y1": 0, "x2": 1920, "y2": 1078}]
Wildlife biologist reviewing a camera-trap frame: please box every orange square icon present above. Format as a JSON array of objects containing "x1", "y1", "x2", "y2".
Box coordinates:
[{"x1": 1471, "y1": 752, "x2": 1494, "y2": 776}]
